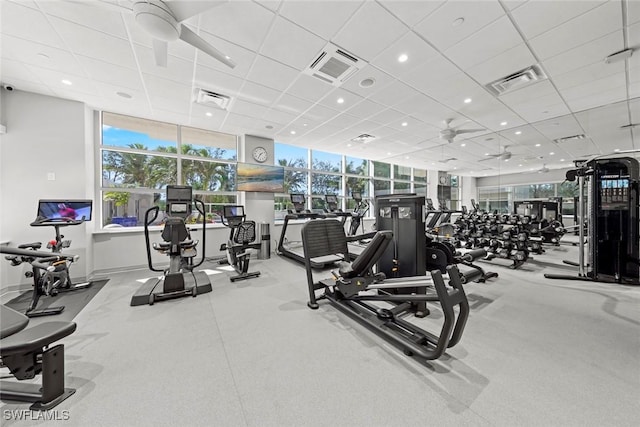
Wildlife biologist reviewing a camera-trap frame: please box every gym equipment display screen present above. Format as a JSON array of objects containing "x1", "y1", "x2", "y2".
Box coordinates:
[
  {"x1": 600, "y1": 178, "x2": 629, "y2": 210},
  {"x1": 290, "y1": 194, "x2": 305, "y2": 204},
  {"x1": 224, "y1": 205, "x2": 244, "y2": 218},
  {"x1": 37, "y1": 199, "x2": 93, "y2": 221},
  {"x1": 167, "y1": 186, "x2": 192, "y2": 201},
  {"x1": 325, "y1": 195, "x2": 338, "y2": 204},
  {"x1": 169, "y1": 203, "x2": 189, "y2": 214},
  {"x1": 237, "y1": 163, "x2": 285, "y2": 192}
]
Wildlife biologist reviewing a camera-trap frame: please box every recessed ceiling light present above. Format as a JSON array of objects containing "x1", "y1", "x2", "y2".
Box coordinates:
[
  {"x1": 337, "y1": 97, "x2": 344, "y2": 104},
  {"x1": 401, "y1": 122, "x2": 408, "y2": 127},
  {"x1": 484, "y1": 153, "x2": 490, "y2": 156},
  {"x1": 535, "y1": 143, "x2": 541, "y2": 147},
  {"x1": 500, "y1": 121, "x2": 507, "y2": 126},
  {"x1": 515, "y1": 131, "x2": 522, "y2": 135},
  {"x1": 504, "y1": 159, "x2": 509, "y2": 162},
  {"x1": 518, "y1": 164, "x2": 523, "y2": 167},
  {"x1": 405, "y1": 156, "x2": 409, "y2": 159},
  {"x1": 560, "y1": 158, "x2": 565, "y2": 162},
  {"x1": 614, "y1": 148, "x2": 620, "y2": 152},
  {"x1": 549, "y1": 152, "x2": 555, "y2": 155},
  {"x1": 116, "y1": 91, "x2": 132, "y2": 99},
  {"x1": 452, "y1": 17, "x2": 465, "y2": 26},
  {"x1": 303, "y1": 123, "x2": 308, "y2": 127},
  {"x1": 61, "y1": 79, "x2": 72, "y2": 85},
  {"x1": 398, "y1": 54, "x2": 408, "y2": 63},
  {"x1": 290, "y1": 130, "x2": 296, "y2": 135},
  {"x1": 431, "y1": 162, "x2": 435, "y2": 165},
  {"x1": 453, "y1": 167, "x2": 457, "y2": 170},
  {"x1": 265, "y1": 125, "x2": 274, "y2": 129},
  {"x1": 205, "y1": 112, "x2": 212, "y2": 117},
  {"x1": 387, "y1": 152, "x2": 392, "y2": 155},
  {"x1": 359, "y1": 77, "x2": 376, "y2": 88},
  {"x1": 461, "y1": 143, "x2": 466, "y2": 147},
  {"x1": 347, "y1": 143, "x2": 352, "y2": 147},
  {"x1": 464, "y1": 98, "x2": 472, "y2": 104}
]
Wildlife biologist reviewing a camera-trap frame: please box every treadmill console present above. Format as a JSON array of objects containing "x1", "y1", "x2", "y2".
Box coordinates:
[{"x1": 290, "y1": 194, "x2": 306, "y2": 213}]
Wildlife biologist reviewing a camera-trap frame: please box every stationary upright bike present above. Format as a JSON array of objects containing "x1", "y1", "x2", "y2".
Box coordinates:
[{"x1": 219, "y1": 205, "x2": 261, "y2": 282}]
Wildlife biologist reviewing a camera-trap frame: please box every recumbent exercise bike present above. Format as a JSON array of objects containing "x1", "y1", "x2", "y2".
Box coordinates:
[{"x1": 219, "y1": 205, "x2": 261, "y2": 282}]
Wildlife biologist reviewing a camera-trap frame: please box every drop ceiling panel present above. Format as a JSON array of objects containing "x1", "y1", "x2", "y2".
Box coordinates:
[
  {"x1": 272, "y1": 94, "x2": 313, "y2": 115},
  {"x1": 332, "y1": 1, "x2": 408, "y2": 62},
  {"x1": 370, "y1": 31, "x2": 440, "y2": 79},
  {"x1": 279, "y1": 0, "x2": 363, "y2": 40},
  {"x1": 392, "y1": 93, "x2": 458, "y2": 127},
  {"x1": 368, "y1": 80, "x2": 418, "y2": 108},
  {"x1": 135, "y1": 45, "x2": 195, "y2": 84},
  {"x1": 304, "y1": 104, "x2": 340, "y2": 123},
  {"x1": 459, "y1": 98, "x2": 528, "y2": 132},
  {"x1": 78, "y1": 55, "x2": 143, "y2": 91},
  {"x1": 340, "y1": 65, "x2": 395, "y2": 98},
  {"x1": 344, "y1": 98, "x2": 386, "y2": 120},
  {"x1": 245, "y1": 55, "x2": 300, "y2": 92},
  {"x1": 51, "y1": 17, "x2": 137, "y2": 68},
  {"x1": 38, "y1": 0, "x2": 128, "y2": 39},
  {"x1": 368, "y1": 108, "x2": 406, "y2": 126},
  {"x1": 508, "y1": 98, "x2": 571, "y2": 124},
  {"x1": 0, "y1": 2, "x2": 66, "y2": 48},
  {"x1": 416, "y1": 72, "x2": 484, "y2": 107},
  {"x1": 1, "y1": 35, "x2": 86, "y2": 77},
  {"x1": 528, "y1": 1, "x2": 622, "y2": 60},
  {"x1": 556, "y1": 140, "x2": 603, "y2": 157},
  {"x1": 561, "y1": 75, "x2": 627, "y2": 111},
  {"x1": 1, "y1": 58, "x2": 41, "y2": 84},
  {"x1": 628, "y1": 0, "x2": 640, "y2": 24},
  {"x1": 94, "y1": 82, "x2": 148, "y2": 109},
  {"x1": 413, "y1": 0, "x2": 505, "y2": 51},
  {"x1": 532, "y1": 115, "x2": 584, "y2": 141},
  {"x1": 262, "y1": 108, "x2": 298, "y2": 126},
  {"x1": 198, "y1": 1, "x2": 275, "y2": 52},
  {"x1": 236, "y1": 81, "x2": 281, "y2": 106},
  {"x1": 231, "y1": 99, "x2": 270, "y2": 118},
  {"x1": 322, "y1": 113, "x2": 361, "y2": 130},
  {"x1": 400, "y1": 55, "x2": 462, "y2": 94},
  {"x1": 260, "y1": 16, "x2": 327, "y2": 70},
  {"x1": 541, "y1": 31, "x2": 624, "y2": 78},
  {"x1": 511, "y1": 0, "x2": 605, "y2": 39},
  {"x1": 444, "y1": 16, "x2": 523, "y2": 70},
  {"x1": 24, "y1": 64, "x2": 97, "y2": 95},
  {"x1": 499, "y1": 80, "x2": 559, "y2": 106},
  {"x1": 194, "y1": 65, "x2": 244, "y2": 96},
  {"x1": 377, "y1": 0, "x2": 444, "y2": 27},
  {"x1": 193, "y1": 33, "x2": 256, "y2": 78},
  {"x1": 465, "y1": 43, "x2": 537, "y2": 85},
  {"x1": 552, "y1": 61, "x2": 625, "y2": 91},
  {"x1": 285, "y1": 74, "x2": 334, "y2": 102}
]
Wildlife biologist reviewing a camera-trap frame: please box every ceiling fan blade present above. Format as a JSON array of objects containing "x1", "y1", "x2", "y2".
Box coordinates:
[
  {"x1": 455, "y1": 128, "x2": 485, "y2": 135},
  {"x1": 179, "y1": 25, "x2": 236, "y2": 68},
  {"x1": 85, "y1": 0, "x2": 133, "y2": 13},
  {"x1": 152, "y1": 38, "x2": 168, "y2": 67},
  {"x1": 165, "y1": 0, "x2": 227, "y2": 22}
]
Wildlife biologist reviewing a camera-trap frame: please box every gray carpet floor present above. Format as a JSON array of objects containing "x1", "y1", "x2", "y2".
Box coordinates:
[{"x1": 2, "y1": 240, "x2": 639, "y2": 426}]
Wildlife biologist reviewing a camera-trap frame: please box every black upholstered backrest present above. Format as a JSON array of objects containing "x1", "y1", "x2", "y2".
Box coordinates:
[
  {"x1": 301, "y1": 220, "x2": 348, "y2": 259},
  {"x1": 349, "y1": 231, "x2": 393, "y2": 275},
  {"x1": 235, "y1": 220, "x2": 256, "y2": 244}
]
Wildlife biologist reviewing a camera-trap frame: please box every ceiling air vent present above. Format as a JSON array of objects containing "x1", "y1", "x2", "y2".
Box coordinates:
[
  {"x1": 304, "y1": 43, "x2": 365, "y2": 86},
  {"x1": 351, "y1": 134, "x2": 376, "y2": 143},
  {"x1": 195, "y1": 89, "x2": 231, "y2": 110},
  {"x1": 553, "y1": 134, "x2": 586, "y2": 144},
  {"x1": 485, "y1": 65, "x2": 547, "y2": 96}
]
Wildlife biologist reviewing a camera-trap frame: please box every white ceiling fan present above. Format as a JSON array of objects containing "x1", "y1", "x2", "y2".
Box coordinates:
[
  {"x1": 95, "y1": 0, "x2": 235, "y2": 68},
  {"x1": 439, "y1": 157, "x2": 458, "y2": 163},
  {"x1": 538, "y1": 163, "x2": 550, "y2": 173},
  {"x1": 439, "y1": 119, "x2": 485, "y2": 143},
  {"x1": 479, "y1": 145, "x2": 512, "y2": 161}
]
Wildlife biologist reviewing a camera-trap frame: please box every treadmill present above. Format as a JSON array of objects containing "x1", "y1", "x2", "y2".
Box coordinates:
[
  {"x1": 425, "y1": 198, "x2": 442, "y2": 229},
  {"x1": 277, "y1": 193, "x2": 343, "y2": 269},
  {"x1": 326, "y1": 193, "x2": 376, "y2": 259}
]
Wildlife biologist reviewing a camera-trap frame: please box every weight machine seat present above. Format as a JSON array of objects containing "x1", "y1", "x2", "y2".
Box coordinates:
[
  {"x1": 0, "y1": 305, "x2": 76, "y2": 355},
  {"x1": 17, "y1": 242, "x2": 42, "y2": 250},
  {"x1": 153, "y1": 240, "x2": 196, "y2": 251},
  {"x1": 338, "y1": 231, "x2": 393, "y2": 279}
]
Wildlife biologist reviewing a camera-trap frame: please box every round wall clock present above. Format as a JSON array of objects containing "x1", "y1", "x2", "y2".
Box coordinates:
[{"x1": 252, "y1": 146, "x2": 268, "y2": 163}]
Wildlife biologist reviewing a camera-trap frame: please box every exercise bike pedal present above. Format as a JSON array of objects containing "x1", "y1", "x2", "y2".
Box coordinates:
[{"x1": 376, "y1": 308, "x2": 394, "y2": 320}]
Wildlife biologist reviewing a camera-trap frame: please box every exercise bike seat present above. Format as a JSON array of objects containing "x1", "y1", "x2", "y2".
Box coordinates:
[
  {"x1": 18, "y1": 242, "x2": 42, "y2": 250},
  {"x1": 0, "y1": 305, "x2": 76, "y2": 355}
]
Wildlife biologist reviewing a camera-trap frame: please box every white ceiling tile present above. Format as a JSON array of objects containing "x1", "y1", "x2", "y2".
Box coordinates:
[
  {"x1": 24, "y1": 64, "x2": 98, "y2": 96},
  {"x1": 304, "y1": 104, "x2": 340, "y2": 123},
  {"x1": 237, "y1": 81, "x2": 282, "y2": 106},
  {"x1": 245, "y1": 55, "x2": 300, "y2": 92},
  {"x1": 0, "y1": 69, "x2": 53, "y2": 96},
  {"x1": 552, "y1": 61, "x2": 625, "y2": 91},
  {"x1": 466, "y1": 43, "x2": 537, "y2": 84},
  {"x1": 273, "y1": 94, "x2": 313, "y2": 115},
  {"x1": 340, "y1": 65, "x2": 395, "y2": 98},
  {"x1": 630, "y1": 99, "x2": 640, "y2": 126},
  {"x1": 565, "y1": 86, "x2": 628, "y2": 113},
  {"x1": 511, "y1": 0, "x2": 606, "y2": 39},
  {"x1": 377, "y1": 0, "x2": 445, "y2": 27},
  {"x1": 262, "y1": 108, "x2": 298, "y2": 125},
  {"x1": 199, "y1": 1, "x2": 275, "y2": 52},
  {"x1": 77, "y1": 55, "x2": 143, "y2": 91},
  {"x1": 560, "y1": 73, "x2": 627, "y2": 102},
  {"x1": 502, "y1": 0, "x2": 528, "y2": 11},
  {"x1": 540, "y1": 31, "x2": 623, "y2": 77},
  {"x1": 413, "y1": 0, "x2": 505, "y2": 51},
  {"x1": 323, "y1": 114, "x2": 360, "y2": 130},
  {"x1": 629, "y1": 0, "x2": 640, "y2": 24},
  {"x1": 143, "y1": 74, "x2": 192, "y2": 103},
  {"x1": 416, "y1": 72, "x2": 484, "y2": 107},
  {"x1": 135, "y1": 44, "x2": 195, "y2": 84},
  {"x1": 392, "y1": 93, "x2": 457, "y2": 127},
  {"x1": 39, "y1": 0, "x2": 129, "y2": 39},
  {"x1": 279, "y1": 0, "x2": 362, "y2": 40},
  {"x1": 345, "y1": 98, "x2": 386, "y2": 120},
  {"x1": 528, "y1": 1, "x2": 622, "y2": 60},
  {"x1": 400, "y1": 54, "x2": 460, "y2": 92},
  {"x1": 368, "y1": 109, "x2": 406, "y2": 126},
  {"x1": 1, "y1": 35, "x2": 87, "y2": 77},
  {"x1": 230, "y1": 99, "x2": 270, "y2": 118},
  {"x1": 332, "y1": 2, "x2": 408, "y2": 62},
  {"x1": 1, "y1": 58, "x2": 41, "y2": 83},
  {"x1": 368, "y1": 80, "x2": 418, "y2": 107},
  {"x1": 260, "y1": 16, "x2": 327, "y2": 70},
  {"x1": 286, "y1": 74, "x2": 334, "y2": 102},
  {"x1": 50, "y1": 17, "x2": 137, "y2": 68},
  {"x1": 194, "y1": 65, "x2": 245, "y2": 96},
  {"x1": 445, "y1": 16, "x2": 523, "y2": 70},
  {"x1": 94, "y1": 81, "x2": 149, "y2": 108},
  {"x1": 499, "y1": 80, "x2": 559, "y2": 105},
  {"x1": 317, "y1": 88, "x2": 363, "y2": 112},
  {"x1": 195, "y1": 34, "x2": 256, "y2": 78},
  {"x1": 1, "y1": 1, "x2": 66, "y2": 48},
  {"x1": 370, "y1": 31, "x2": 439, "y2": 79}
]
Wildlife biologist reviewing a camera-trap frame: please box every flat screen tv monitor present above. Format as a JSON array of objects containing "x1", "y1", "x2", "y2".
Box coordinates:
[
  {"x1": 37, "y1": 199, "x2": 93, "y2": 221},
  {"x1": 224, "y1": 205, "x2": 244, "y2": 218},
  {"x1": 167, "y1": 185, "x2": 192, "y2": 202},
  {"x1": 237, "y1": 163, "x2": 285, "y2": 193}
]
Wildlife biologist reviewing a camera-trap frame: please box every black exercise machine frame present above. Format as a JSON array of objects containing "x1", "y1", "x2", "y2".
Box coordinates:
[
  {"x1": 301, "y1": 220, "x2": 469, "y2": 361},
  {"x1": 220, "y1": 205, "x2": 261, "y2": 282}
]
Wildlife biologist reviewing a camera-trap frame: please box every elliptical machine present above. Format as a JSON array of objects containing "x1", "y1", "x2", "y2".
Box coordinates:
[
  {"x1": 131, "y1": 185, "x2": 212, "y2": 306},
  {"x1": 347, "y1": 192, "x2": 369, "y2": 236},
  {"x1": 219, "y1": 205, "x2": 261, "y2": 282}
]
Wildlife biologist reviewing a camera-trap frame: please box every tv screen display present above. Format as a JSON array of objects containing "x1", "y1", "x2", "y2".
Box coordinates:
[
  {"x1": 290, "y1": 194, "x2": 305, "y2": 204},
  {"x1": 236, "y1": 163, "x2": 285, "y2": 193},
  {"x1": 38, "y1": 199, "x2": 93, "y2": 221},
  {"x1": 224, "y1": 205, "x2": 244, "y2": 218}
]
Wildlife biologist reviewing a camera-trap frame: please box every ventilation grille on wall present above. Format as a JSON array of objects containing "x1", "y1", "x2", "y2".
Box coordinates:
[
  {"x1": 485, "y1": 65, "x2": 547, "y2": 96},
  {"x1": 553, "y1": 134, "x2": 586, "y2": 144},
  {"x1": 195, "y1": 89, "x2": 231, "y2": 109},
  {"x1": 351, "y1": 134, "x2": 376, "y2": 143},
  {"x1": 303, "y1": 43, "x2": 364, "y2": 86}
]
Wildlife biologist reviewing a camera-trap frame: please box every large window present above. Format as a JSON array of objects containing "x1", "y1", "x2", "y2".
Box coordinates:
[
  {"x1": 100, "y1": 112, "x2": 237, "y2": 228},
  {"x1": 478, "y1": 181, "x2": 583, "y2": 216}
]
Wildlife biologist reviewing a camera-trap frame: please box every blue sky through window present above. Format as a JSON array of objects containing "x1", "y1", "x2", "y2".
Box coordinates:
[{"x1": 102, "y1": 126, "x2": 176, "y2": 150}]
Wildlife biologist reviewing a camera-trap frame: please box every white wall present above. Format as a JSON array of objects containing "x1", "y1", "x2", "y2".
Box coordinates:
[
  {"x1": 461, "y1": 175, "x2": 477, "y2": 209},
  {"x1": 0, "y1": 90, "x2": 92, "y2": 289}
]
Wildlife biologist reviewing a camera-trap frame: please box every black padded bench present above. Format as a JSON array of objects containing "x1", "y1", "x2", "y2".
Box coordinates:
[{"x1": 1, "y1": 304, "x2": 77, "y2": 410}]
